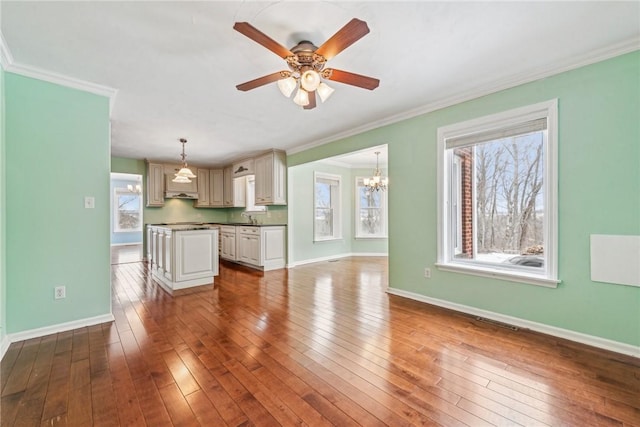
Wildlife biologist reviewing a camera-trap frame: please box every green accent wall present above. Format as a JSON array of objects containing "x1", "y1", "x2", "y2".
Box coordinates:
[
  {"x1": 5, "y1": 73, "x2": 112, "y2": 333},
  {"x1": 1, "y1": 66, "x2": 6, "y2": 344},
  {"x1": 288, "y1": 51, "x2": 640, "y2": 347}
]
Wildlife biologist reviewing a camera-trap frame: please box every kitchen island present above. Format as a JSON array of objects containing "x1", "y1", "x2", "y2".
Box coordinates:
[{"x1": 146, "y1": 223, "x2": 219, "y2": 292}]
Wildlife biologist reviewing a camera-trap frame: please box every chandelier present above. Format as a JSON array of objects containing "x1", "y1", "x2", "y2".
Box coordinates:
[
  {"x1": 172, "y1": 138, "x2": 197, "y2": 183},
  {"x1": 363, "y1": 151, "x2": 388, "y2": 192},
  {"x1": 127, "y1": 184, "x2": 141, "y2": 193}
]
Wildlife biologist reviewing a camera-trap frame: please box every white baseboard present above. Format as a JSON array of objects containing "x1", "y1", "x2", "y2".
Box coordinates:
[
  {"x1": 387, "y1": 287, "x2": 640, "y2": 358},
  {"x1": 288, "y1": 252, "x2": 388, "y2": 268},
  {"x1": 0, "y1": 334, "x2": 10, "y2": 361},
  {"x1": 110, "y1": 242, "x2": 142, "y2": 247},
  {"x1": 2, "y1": 313, "x2": 115, "y2": 360}
]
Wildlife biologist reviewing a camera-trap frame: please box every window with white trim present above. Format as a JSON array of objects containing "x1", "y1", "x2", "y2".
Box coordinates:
[
  {"x1": 355, "y1": 177, "x2": 387, "y2": 238},
  {"x1": 114, "y1": 187, "x2": 142, "y2": 233},
  {"x1": 314, "y1": 172, "x2": 341, "y2": 241},
  {"x1": 245, "y1": 175, "x2": 267, "y2": 213},
  {"x1": 437, "y1": 100, "x2": 558, "y2": 287}
]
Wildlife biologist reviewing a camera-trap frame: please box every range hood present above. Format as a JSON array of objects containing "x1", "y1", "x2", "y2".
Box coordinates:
[{"x1": 165, "y1": 174, "x2": 198, "y2": 199}]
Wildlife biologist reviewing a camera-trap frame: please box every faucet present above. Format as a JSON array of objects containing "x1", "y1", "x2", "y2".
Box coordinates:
[{"x1": 241, "y1": 212, "x2": 257, "y2": 225}]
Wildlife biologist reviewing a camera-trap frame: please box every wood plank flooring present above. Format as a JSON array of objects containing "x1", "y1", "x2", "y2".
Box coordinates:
[{"x1": 2, "y1": 257, "x2": 639, "y2": 426}]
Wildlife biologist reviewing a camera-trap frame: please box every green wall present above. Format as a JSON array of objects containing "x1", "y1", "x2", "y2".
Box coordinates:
[
  {"x1": 288, "y1": 51, "x2": 640, "y2": 347},
  {"x1": 5, "y1": 73, "x2": 112, "y2": 333},
  {"x1": 1, "y1": 66, "x2": 6, "y2": 345}
]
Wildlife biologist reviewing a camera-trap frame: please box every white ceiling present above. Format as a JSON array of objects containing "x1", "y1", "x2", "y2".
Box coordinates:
[{"x1": 2, "y1": 2, "x2": 639, "y2": 168}]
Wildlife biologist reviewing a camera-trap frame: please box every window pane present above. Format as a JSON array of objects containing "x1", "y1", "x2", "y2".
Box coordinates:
[
  {"x1": 360, "y1": 187, "x2": 381, "y2": 208},
  {"x1": 451, "y1": 131, "x2": 545, "y2": 268},
  {"x1": 117, "y1": 193, "x2": 141, "y2": 231},
  {"x1": 315, "y1": 207, "x2": 333, "y2": 237},
  {"x1": 359, "y1": 207, "x2": 382, "y2": 235},
  {"x1": 314, "y1": 173, "x2": 341, "y2": 241}
]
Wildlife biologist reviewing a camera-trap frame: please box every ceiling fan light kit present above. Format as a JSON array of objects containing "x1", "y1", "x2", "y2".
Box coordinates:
[
  {"x1": 277, "y1": 76, "x2": 297, "y2": 97},
  {"x1": 234, "y1": 18, "x2": 379, "y2": 110},
  {"x1": 293, "y1": 87, "x2": 310, "y2": 106}
]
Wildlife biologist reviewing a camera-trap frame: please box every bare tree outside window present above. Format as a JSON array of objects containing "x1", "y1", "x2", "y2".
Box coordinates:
[
  {"x1": 114, "y1": 189, "x2": 142, "y2": 232},
  {"x1": 314, "y1": 173, "x2": 341, "y2": 241},
  {"x1": 355, "y1": 178, "x2": 387, "y2": 238},
  {"x1": 438, "y1": 100, "x2": 558, "y2": 284},
  {"x1": 473, "y1": 132, "x2": 544, "y2": 257}
]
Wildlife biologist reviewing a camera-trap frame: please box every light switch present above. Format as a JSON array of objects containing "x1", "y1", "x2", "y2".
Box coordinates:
[{"x1": 84, "y1": 196, "x2": 95, "y2": 209}]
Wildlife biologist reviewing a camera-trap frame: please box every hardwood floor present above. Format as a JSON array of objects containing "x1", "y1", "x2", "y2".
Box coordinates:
[{"x1": 2, "y1": 257, "x2": 639, "y2": 426}]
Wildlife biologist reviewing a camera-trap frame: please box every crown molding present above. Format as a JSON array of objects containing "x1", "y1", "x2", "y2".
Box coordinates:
[
  {"x1": 0, "y1": 32, "x2": 13, "y2": 68},
  {"x1": 6, "y1": 62, "x2": 118, "y2": 114},
  {"x1": 0, "y1": 30, "x2": 117, "y2": 115},
  {"x1": 287, "y1": 37, "x2": 640, "y2": 157}
]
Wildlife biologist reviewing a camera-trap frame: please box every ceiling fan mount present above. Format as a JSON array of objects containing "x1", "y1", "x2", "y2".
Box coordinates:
[{"x1": 233, "y1": 19, "x2": 379, "y2": 110}]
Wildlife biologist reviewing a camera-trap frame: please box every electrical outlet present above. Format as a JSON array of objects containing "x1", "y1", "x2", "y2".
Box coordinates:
[
  {"x1": 54, "y1": 286, "x2": 66, "y2": 299},
  {"x1": 424, "y1": 268, "x2": 431, "y2": 278}
]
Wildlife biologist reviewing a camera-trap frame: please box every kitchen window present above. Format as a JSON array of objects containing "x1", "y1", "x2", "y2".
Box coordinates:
[
  {"x1": 355, "y1": 177, "x2": 387, "y2": 238},
  {"x1": 114, "y1": 187, "x2": 142, "y2": 232},
  {"x1": 314, "y1": 172, "x2": 341, "y2": 241},
  {"x1": 436, "y1": 99, "x2": 559, "y2": 287},
  {"x1": 245, "y1": 175, "x2": 267, "y2": 213}
]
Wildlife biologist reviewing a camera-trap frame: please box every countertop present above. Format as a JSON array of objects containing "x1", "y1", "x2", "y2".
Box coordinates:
[{"x1": 147, "y1": 222, "x2": 286, "y2": 231}]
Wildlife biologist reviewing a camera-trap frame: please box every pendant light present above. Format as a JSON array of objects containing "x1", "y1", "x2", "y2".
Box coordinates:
[{"x1": 173, "y1": 138, "x2": 197, "y2": 183}]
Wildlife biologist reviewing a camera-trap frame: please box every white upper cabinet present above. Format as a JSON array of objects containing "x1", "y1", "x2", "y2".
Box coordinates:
[
  {"x1": 194, "y1": 168, "x2": 224, "y2": 208},
  {"x1": 210, "y1": 169, "x2": 224, "y2": 207},
  {"x1": 224, "y1": 165, "x2": 246, "y2": 207},
  {"x1": 146, "y1": 161, "x2": 165, "y2": 207},
  {"x1": 254, "y1": 150, "x2": 287, "y2": 205},
  {"x1": 194, "y1": 168, "x2": 210, "y2": 207}
]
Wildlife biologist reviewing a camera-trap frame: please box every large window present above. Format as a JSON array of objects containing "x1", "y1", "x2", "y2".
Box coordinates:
[
  {"x1": 314, "y1": 172, "x2": 341, "y2": 241},
  {"x1": 114, "y1": 187, "x2": 142, "y2": 232},
  {"x1": 437, "y1": 100, "x2": 558, "y2": 287},
  {"x1": 355, "y1": 177, "x2": 387, "y2": 238}
]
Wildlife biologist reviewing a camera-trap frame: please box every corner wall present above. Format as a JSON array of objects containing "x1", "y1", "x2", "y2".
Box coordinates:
[
  {"x1": 0, "y1": 64, "x2": 7, "y2": 351},
  {"x1": 5, "y1": 73, "x2": 112, "y2": 334}
]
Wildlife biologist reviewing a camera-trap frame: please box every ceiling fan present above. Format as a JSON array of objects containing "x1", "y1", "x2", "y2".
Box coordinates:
[{"x1": 233, "y1": 18, "x2": 380, "y2": 110}]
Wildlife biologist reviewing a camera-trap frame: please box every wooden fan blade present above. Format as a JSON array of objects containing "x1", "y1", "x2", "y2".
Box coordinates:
[
  {"x1": 236, "y1": 71, "x2": 289, "y2": 91},
  {"x1": 304, "y1": 90, "x2": 317, "y2": 110},
  {"x1": 324, "y1": 69, "x2": 380, "y2": 90},
  {"x1": 315, "y1": 18, "x2": 370, "y2": 60},
  {"x1": 233, "y1": 22, "x2": 294, "y2": 58}
]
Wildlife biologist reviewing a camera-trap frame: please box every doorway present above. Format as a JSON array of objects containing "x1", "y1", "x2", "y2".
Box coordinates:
[
  {"x1": 286, "y1": 144, "x2": 388, "y2": 280},
  {"x1": 110, "y1": 173, "x2": 143, "y2": 264}
]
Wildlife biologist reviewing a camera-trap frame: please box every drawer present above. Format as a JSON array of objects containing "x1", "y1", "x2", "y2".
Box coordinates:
[
  {"x1": 238, "y1": 226, "x2": 259, "y2": 235},
  {"x1": 220, "y1": 225, "x2": 236, "y2": 234}
]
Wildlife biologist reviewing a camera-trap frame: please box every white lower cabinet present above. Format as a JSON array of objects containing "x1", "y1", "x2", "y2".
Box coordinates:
[
  {"x1": 147, "y1": 225, "x2": 219, "y2": 291},
  {"x1": 220, "y1": 226, "x2": 237, "y2": 261},
  {"x1": 238, "y1": 227, "x2": 260, "y2": 265},
  {"x1": 235, "y1": 226, "x2": 285, "y2": 271}
]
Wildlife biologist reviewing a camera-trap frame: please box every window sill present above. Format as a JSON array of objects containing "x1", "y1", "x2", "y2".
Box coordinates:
[
  {"x1": 435, "y1": 262, "x2": 560, "y2": 288},
  {"x1": 355, "y1": 236, "x2": 388, "y2": 240},
  {"x1": 314, "y1": 237, "x2": 343, "y2": 243}
]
